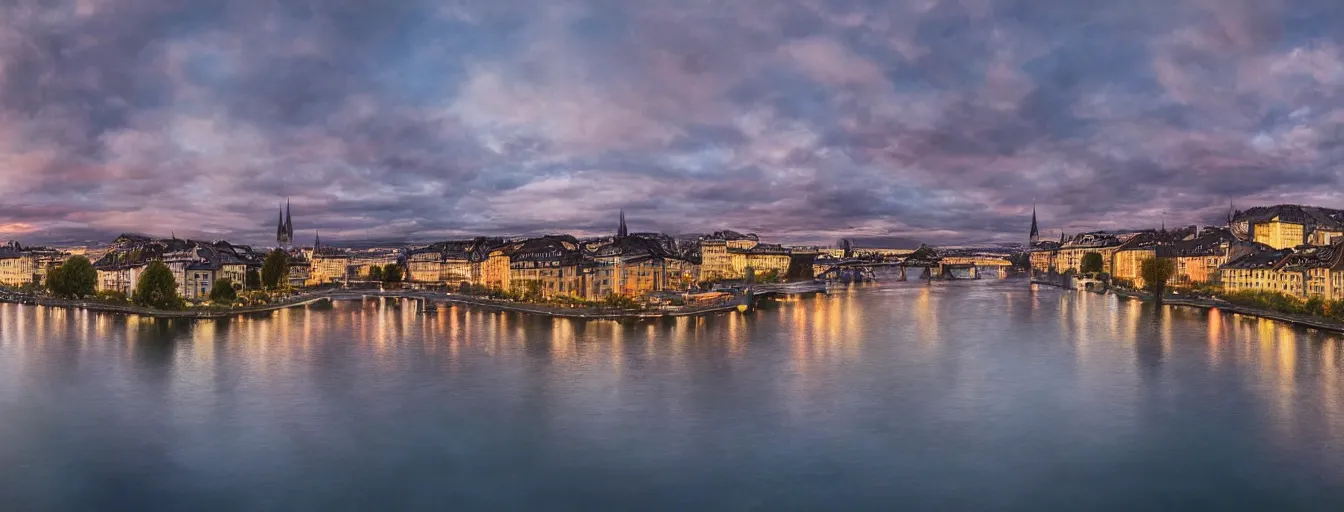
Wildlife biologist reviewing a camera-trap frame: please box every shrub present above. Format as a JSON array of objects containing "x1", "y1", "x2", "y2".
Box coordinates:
[
  {"x1": 95, "y1": 289, "x2": 129, "y2": 303},
  {"x1": 209, "y1": 278, "x2": 238, "y2": 304}
]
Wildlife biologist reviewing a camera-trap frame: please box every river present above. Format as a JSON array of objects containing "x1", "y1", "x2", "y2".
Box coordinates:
[{"x1": 2, "y1": 280, "x2": 1342, "y2": 510}]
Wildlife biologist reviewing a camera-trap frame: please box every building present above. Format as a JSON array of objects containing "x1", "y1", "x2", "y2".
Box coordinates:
[
  {"x1": 475, "y1": 246, "x2": 512, "y2": 291},
  {"x1": 1107, "y1": 228, "x2": 1194, "y2": 287},
  {"x1": 348, "y1": 248, "x2": 401, "y2": 280},
  {"x1": 1220, "y1": 249, "x2": 1296, "y2": 295},
  {"x1": 729, "y1": 242, "x2": 791, "y2": 279},
  {"x1": 1230, "y1": 204, "x2": 1344, "y2": 250},
  {"x1": 407, "y1": 240, "x2": 481, "y2": 286},
  {"x1": 1168, "y1": 228, "x2": 1238, "y2": 285},
  {"x1": 1053, "y1": 231, "x2": 1127, "y2": 274},
  {"x1": 698, "y1": 231, "x2": 764, "y2": 281},
  {"x1": 581, "y1": 233, "x2": 698, "y2": 300},
  {"x1": 0, "y1": 242, "x2": 38, "y2": 287},
  {"x1": 508, "y1": 235, "x2": 586, "y2": 298},
  {"x1": 286, "y1": 253, "x2": 312, "y2": 288},
  {"x1": 90, "y1": 234, "x2": 264, "y2": 299}
]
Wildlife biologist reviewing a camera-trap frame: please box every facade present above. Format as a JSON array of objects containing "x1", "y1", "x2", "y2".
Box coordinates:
[
  {"x1": 508, "y1": 236, "x2": 585, "y2": 298},
  {"x1": 349, "y1": 249, "x2": 401, "y2": 280},
  {"x1": 287, "y1": 254, "x2": 312, "y2": 288},
  {"x1": 728, "y1": 243, "x2": 791, "y2": 279},
  {"x1": 581, "y1": 234, "x2": 697, "y2": 300},
  {"x1": 1053, "y1": 232, "x2": 1126, "y2": 274},
  {"x1": 407, "y1": 240, "x2": 487, "y2": 286},
  {"x1": 697, "y1": 231, "x2": 772, "y2": 281},
  {"x1": 1220, "y1": 250, "x2": 1296, "y2": 295},
  {"x1": 0, "y1": 243, "x2": 38, "y2": 287},
  {"x1": 476, "y1": 248, "x2": 512, "y2": 290},
  {"x1": 309, "y1": 249, "x2": 350, "y2": 286},
  {"x1": 1231, "y1": 204, "x2": 1344, "y2": 250},
  {"x1": 91, "y1": 234, "x2": 264, "y2": 299}
]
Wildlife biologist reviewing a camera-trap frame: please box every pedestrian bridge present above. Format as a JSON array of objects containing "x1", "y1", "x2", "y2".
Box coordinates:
[{"x1": 815, "y1": 255, "x2": 1014, "y2": 281}]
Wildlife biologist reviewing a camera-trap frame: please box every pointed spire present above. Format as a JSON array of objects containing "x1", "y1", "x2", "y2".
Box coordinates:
[
  {"x1": 314, "y1": 230, "x2": 321, "y2": 249},
  {"x1": 285, "y1": 197, "x2": 293, "y2": 240},
  {"x1": 1029, "y1": 201, "x2": 1040, "y2": 244},
  {"x1": 617, "y1": 209, "x2": 628, "y2": 238}
]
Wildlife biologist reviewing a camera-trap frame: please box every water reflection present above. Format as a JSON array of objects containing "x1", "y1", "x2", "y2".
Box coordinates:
[{"x1": 1, "y1": 282, "x2": 1343, "y2": 509}]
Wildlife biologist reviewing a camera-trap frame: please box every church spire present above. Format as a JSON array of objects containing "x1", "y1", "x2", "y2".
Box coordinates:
[
  {"x1": 617, "y1": 209, "x2": 628, "y2": 238},
  {"x1": 314, "y1": 230, "x2": 321, "y2": 249},
  {"x1": 1029, "y1": 201, "x2": 1039, "y2": 245},
  {"x1": 285, "y1": 197, "x2": 294, "y2": 240}
]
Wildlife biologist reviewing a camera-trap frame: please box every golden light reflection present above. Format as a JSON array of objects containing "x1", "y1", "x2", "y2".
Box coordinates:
[{"x1": 1207, "y1": 308, "x2": 1224, "y2": 368}]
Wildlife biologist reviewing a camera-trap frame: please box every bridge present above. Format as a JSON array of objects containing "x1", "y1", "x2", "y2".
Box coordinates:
[{"x1": 815, "y1": 253, "x2": 1015, "y2": 281}]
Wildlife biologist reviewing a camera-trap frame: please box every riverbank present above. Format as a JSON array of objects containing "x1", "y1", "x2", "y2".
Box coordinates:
[
  {"x1": 1034, "y1": 280, "x2": 1344, "y2": 335},
  {"x1": 0, "y1": 288, "x2": 759, "y2": 321}
]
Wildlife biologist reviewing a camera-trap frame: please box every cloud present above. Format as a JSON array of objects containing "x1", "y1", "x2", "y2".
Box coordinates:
[{"x1": 3, "y1": 0, "x2": 1344, "y2": 246}]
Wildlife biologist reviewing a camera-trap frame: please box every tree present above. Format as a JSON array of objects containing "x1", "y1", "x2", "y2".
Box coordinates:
[
  {"x1": 45, "y1": 265, "x2": 66, "y2": 297},
  {"x1": 381, "y1": 263, "x2": 403, "y2": 283},
  {"x1": 1080, "y1": 252, "x2": 1104, "y2": 274},
  {"x1": 46, "y1": 255, "x2": 96, "y2": 299},
  {"x1": 209, "y1": 278, "x2": 237, "y2": 304},
  {"x1": 1140, "y1": 257, "x2": 1177, "y2": 306},
  {"x1": 245, "y1": 268, "x2": 262, "y2": 289},
  {"x1": 133, "y1": 261, "x2": 184, "y2": 310},
  {"x1": 261, "y1": 250, "x2": 289, "y2": 289},
  {"x1": 368, "y1": 265, "x2": 383, "y2": 281}
]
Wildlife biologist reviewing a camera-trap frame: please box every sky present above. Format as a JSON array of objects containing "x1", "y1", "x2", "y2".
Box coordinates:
[{"x1": 3, "y1": 0, "x2": 1344, "y2": 247}]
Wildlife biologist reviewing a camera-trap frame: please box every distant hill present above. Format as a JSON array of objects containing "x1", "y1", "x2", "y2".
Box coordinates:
[{"x1": 848, "y1": 236, "x2": 925, "y2": 250}]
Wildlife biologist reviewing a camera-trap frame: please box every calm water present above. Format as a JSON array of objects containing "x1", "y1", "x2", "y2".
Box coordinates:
[{"x1": 2, "y1": 280, "x2": 1343, "y2": 510}]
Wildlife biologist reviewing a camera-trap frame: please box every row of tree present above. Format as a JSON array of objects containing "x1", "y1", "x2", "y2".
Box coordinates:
[
  {"x1": 367, "y1": 263, "x2": 404, "y2": 283},
  {"x1": 42, "y1": 248, "x2": 316, "y2": 310}
]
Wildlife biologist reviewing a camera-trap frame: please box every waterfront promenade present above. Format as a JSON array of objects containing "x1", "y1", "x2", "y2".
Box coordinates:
[
  {"x1": 1031, "y1": 276, "x2": 1344, "y2": 335},
  {"x1": 0, "y1": 282, "x2": 827, "y2": 320}
]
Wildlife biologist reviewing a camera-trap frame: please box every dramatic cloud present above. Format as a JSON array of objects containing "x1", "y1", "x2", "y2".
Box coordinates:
[{"x1": 4, "y1": 0, "x2": 1344, "y2": 246}]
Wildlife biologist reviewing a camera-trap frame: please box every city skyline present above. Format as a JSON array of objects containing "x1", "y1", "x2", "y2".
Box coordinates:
[{"x1": 4, "y1": 1, "x2": 1344, "y2": 247}]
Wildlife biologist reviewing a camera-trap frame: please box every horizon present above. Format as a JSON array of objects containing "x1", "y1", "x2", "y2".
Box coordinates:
[{"x1": 5, "y1": 1, "x2": 1344, "y2": 246}]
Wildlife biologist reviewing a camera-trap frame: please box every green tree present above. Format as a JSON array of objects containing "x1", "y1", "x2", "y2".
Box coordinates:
[
  {"x1": 1139, "y1": 257, "x2": 1177, "y2": 306},
  {"x1": 45, "y1": 265, "x2": 67, "y2": 297},
  {"x1": 261, "y1": 250, "x2": 289, "y2": 289},
  {"x1": 133, "y1": 261, "x2": 184, "y2": 310},
  {"x1": 245, "y1": 268, "x2": 262, "y2": 289},
  {"x1": 209, "y1": 278, "x2": 238, "y2": 304},
  {"x1": 368, "y1": 265, "x2": 383, "y2": 281},
  {"x1": 45, "y1": 255, "x2": 97, "y2": 299},
  {"x1": 381, "y1": 263, "x2": 403, "y2": 283},
  {"x1": 1080, "y1": 252, "x2": 1104, "y2": 274}
]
